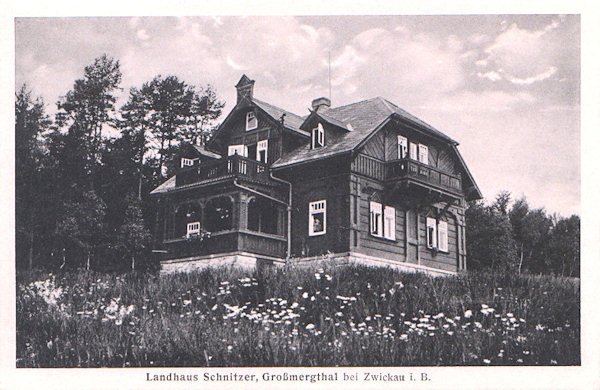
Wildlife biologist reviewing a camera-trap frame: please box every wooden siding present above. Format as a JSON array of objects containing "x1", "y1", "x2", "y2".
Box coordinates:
[
  {"x1": 361, "y1": 130, "x2": 386, "y2": 160},
  {"x1": 290, "y1": 173, "x2": 351, "y2": 257},
  {"x1": 350, "y1": 174, "x2": 462, "y2": 273}
]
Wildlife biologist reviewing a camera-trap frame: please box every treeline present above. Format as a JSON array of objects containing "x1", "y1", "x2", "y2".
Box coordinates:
[
  {"x1": 466, "y1": 192, "x2": 580, "y2": 277},
  {"x1": 16, "y1": 54, "x2": 580, "y2": 277},
  {"x1": 15, "y1": 54, "x2": 224, "y2": 272}
]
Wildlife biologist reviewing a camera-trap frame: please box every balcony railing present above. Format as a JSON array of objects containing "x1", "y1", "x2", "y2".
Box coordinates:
[
  {"x1": 385, "y1": 158, "x2": 462, "y2": 196},
  {"x1": 160, "y1": 230, "x2": 286, "y2": 261},
  {"x1": 176, "y1": 155, "x2": 270, "y2": 187}
]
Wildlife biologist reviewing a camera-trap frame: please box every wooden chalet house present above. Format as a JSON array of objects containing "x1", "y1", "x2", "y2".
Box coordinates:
[{"x1": 150, "y1": 75, "x2": 482, "y2": 275}]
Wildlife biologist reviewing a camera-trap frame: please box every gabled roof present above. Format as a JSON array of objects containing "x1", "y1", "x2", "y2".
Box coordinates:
[
  {"x1": 150, "y1": 175, "x2": 176, "y2": 195},
  {"x1": 253, "y1": 98, "x2": 308, "y2": 136},
  {"x1": 274, "y1": 96, "x2": 453, "y2": 169},
  {"x1": 303, "y1": 110, "x2": 353, "y2": 131},
  {"x1": 192, "y1": 144, "x2": 221, "y2": 159},
  {"x1": 207, "y1": 96, "x2": 309, "y2": 149}
]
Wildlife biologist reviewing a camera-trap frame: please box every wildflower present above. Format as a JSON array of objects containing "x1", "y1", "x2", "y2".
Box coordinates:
[
  {"x1": 483, "y1": 359, "x2": 491, "y2": 364},
  {"x1": 551, "y1": 359, "x2": 558, "y2": 365},
  {"x1": 535, "y1": 324, "x2": 545, "y2": 331},
  {"x1": 517, "y1": 359, "x2": 523, "y2": 363},
  {"x1": 305, "y1": 323, "x2": 315, "y2": 330},
  {"x1": 464, "y1": 310, "x2": 473, "y2": 318},
  {"x1": 310, "y1": 296, "x2": 315, "y2": 301},
  {"x1": 433, "y1": 313, "x2": 444, "y2": 320},
  {"x1": 399, "y1": 334, "x2": 408, "y2": 341},
  {"x1": 325, "y1": 274, "x2": 333, "y2": 281},
  {"x1": 314, "y1": 273, "x2": 321, "y2": 280},
  {"x1": 227, "y1": 345, "x2": 233, "y2": 352},
  {"x1": 302, "y1": 292, "x2": 309, "y2": 299},
  {"x1": 183, "y1": 300, "x2": 192, "y2": 306}
]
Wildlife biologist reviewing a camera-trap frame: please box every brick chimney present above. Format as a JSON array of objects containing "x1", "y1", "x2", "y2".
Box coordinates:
[
  {"x1": 311, "y1": 97, "x2": 331, "y2": 112},
  {"x1": 235, "y1": 74, "x2": 255, "y2": 104}
]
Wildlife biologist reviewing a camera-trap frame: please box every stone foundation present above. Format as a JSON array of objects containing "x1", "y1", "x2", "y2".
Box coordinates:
[{"x1": 160, "y1": 251, "x2": 456, "y2": 276}]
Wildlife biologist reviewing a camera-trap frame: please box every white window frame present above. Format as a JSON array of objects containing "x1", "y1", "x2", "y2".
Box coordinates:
[
  {"x1": 246, "y1": 111, "x2": 257, "y2": 131},
  {"x1": 438, "y1": 220, "x2": 448, "y2": 252},
  {"x1": 181, "y1": 158, "x2": 195, "y2": 168},
  {"x1": 257, "y1": 140, "x2": 268, "y2": 163},
  {"x1": 418, "y1": 144, "x2": 429, "y2": 165},
  {"x1": 186, "y1": 221, "x2": 201, "y2": 237},
  {"x1": 384, "y1": 206, "x2": 396, "y2": 240},
  {"x1": 397, "y1": 135, "x2": 408, "y2": 159},
  {"x1": 426, "y1": 217, "x2": 437, "y2": 249},
  {"x1": 312, "y1": 123, "x2": 325, "y2": 149},
  {"x1": 409, "y1": 142, "x2": 418, "y2": 160},
  {"x1": 370, "y1": 201, "x2": 383, "y2": 237},
  {"x1": 308, "y1": 200, "x2": 326, "y2": 236},
  {"x1": 228, "y1": 144, "x2": 248, "y2": 157}
]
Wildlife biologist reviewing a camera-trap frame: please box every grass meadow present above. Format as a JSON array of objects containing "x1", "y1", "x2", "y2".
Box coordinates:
[{"x1": 16, "y1": 264, "x2": 580, "y2": 367}]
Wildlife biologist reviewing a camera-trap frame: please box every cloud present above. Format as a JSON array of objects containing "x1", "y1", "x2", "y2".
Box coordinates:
[
  {"x1": 480, "y1": 18, "x2": 564, "y2": 85},
  {"x1": 136, "y1": 29, "x2": 149, "y2": 40},
  {"x1": 477, "y1": 71, "x2": 502, "y2": 82}
]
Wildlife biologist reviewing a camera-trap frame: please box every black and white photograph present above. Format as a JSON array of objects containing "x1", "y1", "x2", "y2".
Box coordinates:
[{"x1": 3, "y1": 3, "x2": 599, "y2": 389}]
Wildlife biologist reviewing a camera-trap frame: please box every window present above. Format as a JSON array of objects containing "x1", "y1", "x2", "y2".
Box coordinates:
[
  {"x1": 312, "y1": 123, "x2": 325, "y2": 149},
  {"x1": 186, "y1": 222, "x2": 201, "y2": 237},
  {"x1": 309, "y1": 200, "x2": 326, "y2": 236},
  {"x1": 371, "y1": 202, "x2": 395, "y2": 240},
  {"x1": 257, "y1": 140, "x2": 268, "y2": 163},
  {"x1": 246, "y1": 111, "x2": 257, "y2": 131},
  {"x1": 397, "y1": 135, "x2": 408, "y2": 158},
  {"x1": 409, "y1": 142, "x2": 418, "y2": 160},
  {"x1": 370, "y1": 201, "x2": 383, "y2": 237},
  {"x1": 181, "y1": 158, "x2": 194, "y2": 168},
  {"x1": 438, "y1": 221, "x2": 448, "y2": 252},
  {"x1": 418, "y1": 144, "x2": 429, "y2": 164},
  {"x1": 384, "y1": 206, "x2": 396, "y2": 240},
  {"x1": 228, "y1": 144, "x2": 248, "y2": 157},
  {"x1": 426, "y1": 217, "x2": 437, "y2": 249}
]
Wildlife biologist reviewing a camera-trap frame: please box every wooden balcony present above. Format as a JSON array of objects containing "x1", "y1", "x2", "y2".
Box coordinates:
[
  {"x1": 385, "y1": 158, "x2": 462, "y2": 197},
  {"x1": 159, "y1": 230, "x2": 287, "y2": 261},
  {"x1": 176, "y1": 155, "x2": 271, "y2": 187}
]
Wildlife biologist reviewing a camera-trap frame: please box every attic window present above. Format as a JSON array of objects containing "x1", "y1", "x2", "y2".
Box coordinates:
[
  {"x1": 181, "y1": 158, "x2": 194, "y2": 168},
  {"x1": 312, "y1": 123, "x2": 325, "y2": 149},
  {"x1": 246, "y1": 111, "x2": 257, "y2": 131}
]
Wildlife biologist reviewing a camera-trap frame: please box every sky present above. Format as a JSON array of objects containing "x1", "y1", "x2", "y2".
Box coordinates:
[{"x1": 14, "y1": 15, "x2": 581, "y2": 216}]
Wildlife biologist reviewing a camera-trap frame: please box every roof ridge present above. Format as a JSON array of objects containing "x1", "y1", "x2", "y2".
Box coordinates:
[
  {"x1": 328, "y1": 96, "x2": 380, "y2": 112},
  {"x1": 376, "y1": 96, "x2": 397, "y2": 114}
]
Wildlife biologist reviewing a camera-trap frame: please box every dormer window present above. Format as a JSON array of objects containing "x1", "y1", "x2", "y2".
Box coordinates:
[
  {"x1": 181, "y1": 158, "x2": 194, "y2": 168},
  {"x1": 246, "y1": 111, "x2": 257, "y2": 131},
  {"x1": 312, "y1": 123, "x2": 325, "y2": 149}
]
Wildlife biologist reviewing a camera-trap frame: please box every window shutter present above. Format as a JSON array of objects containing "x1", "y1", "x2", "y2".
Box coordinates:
[
  {"x1": 409, "y1": 142, "x2": 418, "y2": 160},
  {"x1": 181, "y1": 158, "x2": 194, "y2": 168},
  {"x1": 438, "y1": 221, "x2": 448, "y2": 252},
  {"x1": 397, "y1": 135, "x2": 408, "y2": 158},
  {"x1": 370, "y1": 201, "x2": 383, "y2": 237},
  {"x1": 426, "y1": 217, "x2": 437, "y2": 249},
  {"x1": 384, "y1": 206, "x2": 396, "y2": 240},
  {"x1": 418, "y1": 144, "x2": 429, "y2": 164}
]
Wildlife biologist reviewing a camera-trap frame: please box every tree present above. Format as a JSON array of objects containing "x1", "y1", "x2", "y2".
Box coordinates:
[
  {"x1": 184, "y1": 84, "x2": 225, "y2": 145},
  {"x1": 466, "y1": 195, "x2": 518, "y2": 271},
  {"x1": 116, "y1": 194, "x2": 151, "y2": 271},
  {"x1": 55, "y1": 188, "x2": 106, "y2": 269},
  {"x1": 140, "y1": 75, "x2": 194, "y2": 177},
  {"x1": 547, "y1": 215, "x2": 580, "y2": 277},
  {"x1": 55, "y1": 54, "x2": 122, "y2": 185},
  {"x1": 15, "y1": 85, "x2": 51, "y2": 269}
]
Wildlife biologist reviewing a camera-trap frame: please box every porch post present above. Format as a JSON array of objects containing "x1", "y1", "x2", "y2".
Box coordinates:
[{"x1": 238, "y1": 192, "x2": 250, "y2": 230}]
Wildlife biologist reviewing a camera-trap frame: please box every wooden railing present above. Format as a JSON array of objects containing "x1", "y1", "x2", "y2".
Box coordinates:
[
  {"x1": 176, "y1": 155, "x2": 270, "y2": 186},
  {"x1": 160, "y1": 230, "x2": 286, "y2": 260},
  {"x1": 385, "y1": 158, "x2": 462, "y2": 195}
]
